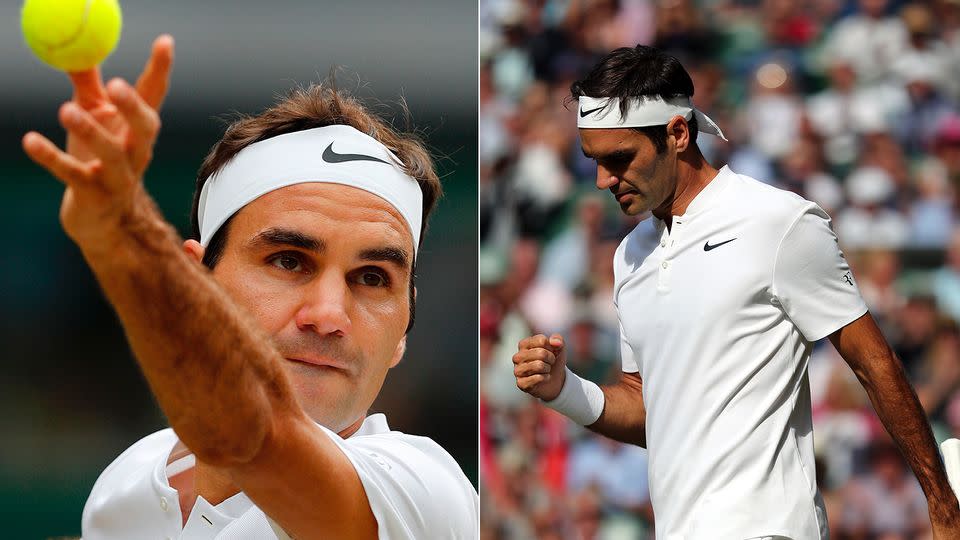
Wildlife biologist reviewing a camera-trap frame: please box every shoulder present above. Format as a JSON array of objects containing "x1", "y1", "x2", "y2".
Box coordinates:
[
  {"x1": 720, "y1": 168, "x2": 821, "y2": 235},
  {"x1": 335, "y1": 429, "x2": 478, "y2": 539}
]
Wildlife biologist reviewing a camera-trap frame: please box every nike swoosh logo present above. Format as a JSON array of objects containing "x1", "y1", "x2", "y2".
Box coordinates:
[
  {"x1": 580, "y1": 106, "x2": 605, "y2": 118},
  {"x1": 704, "y1": 238, "x2": 736, "y2": 251},
  {"x1": 322, "y1": 143, "x2": 390, "y2": 165}
]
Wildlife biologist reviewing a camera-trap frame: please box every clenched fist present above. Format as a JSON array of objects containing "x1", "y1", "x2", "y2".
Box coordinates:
[{"x1": 513, "y1": 334, "x2": 567, "y2": 401}]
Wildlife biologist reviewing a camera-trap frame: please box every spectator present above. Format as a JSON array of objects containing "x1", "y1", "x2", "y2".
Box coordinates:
[
  {"x1": 933, "y1": 228, "x2": 960, "y2": 322},
  {"x1": 840, "y1": 441, "x2": 929, "y2": 538},
  {"x1": 822, "y1": 0, "x2": 907, "y2": 84}
]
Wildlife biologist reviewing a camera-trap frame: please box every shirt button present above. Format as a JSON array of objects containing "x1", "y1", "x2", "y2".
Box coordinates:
[
  {"x1": 159, "y1": 496, "x2": 168, "y2": 511},
  {"x1": 660, "y1": 241, "x2": 666, "y2": 247},
  {"x1": 662, "y1": 261, "x2": 669, "y2": 269}
]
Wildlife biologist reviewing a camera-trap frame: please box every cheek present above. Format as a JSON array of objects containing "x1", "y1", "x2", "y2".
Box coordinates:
[
  {"x1": 213, "y1": 263, "x2": 298, "y2": 335},
  {"x1": 352, "y1": 292, "x2": 408, "y2": 356}
]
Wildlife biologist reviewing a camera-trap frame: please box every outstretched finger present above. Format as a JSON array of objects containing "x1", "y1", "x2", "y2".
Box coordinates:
[
  {"x1": 23, "y1": 132, "x2": 100, "y2": 185},
  {"x1": 135, "y1": 34, "x2": 175, "y2": 110},
  {"x1": 59, "y1": 102, "x2": 125, "y2": 171},
  {"x1": 69, "y1": 68, "x2": 109, "y2": 110},
  {"x1": 107, "y1": 78, "x2": 160, "y2": 171}
]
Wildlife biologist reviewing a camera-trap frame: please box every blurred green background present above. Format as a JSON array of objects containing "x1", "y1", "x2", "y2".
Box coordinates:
[{"x1": 0, "y1": 1, "x2": 477, "y2": 537}]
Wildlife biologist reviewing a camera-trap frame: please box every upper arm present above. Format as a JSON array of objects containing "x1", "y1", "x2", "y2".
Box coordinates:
[
  {"x1": 828, "y1": 310, "x2": 894, "y2": 377},
  {"x1": 620, "y1": 371, "x2": 644, "y2": 395},
  {"x1": 772, "y1": 204, "x2": 869, "y2": 342}
]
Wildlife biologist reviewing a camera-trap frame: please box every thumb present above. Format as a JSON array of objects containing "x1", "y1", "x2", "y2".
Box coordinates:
[{"x1": 548, "y1": 334, "x2": 566, "y2": 365}]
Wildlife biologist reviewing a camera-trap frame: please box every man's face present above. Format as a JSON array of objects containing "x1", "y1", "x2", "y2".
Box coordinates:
[
  {"x1": 580, "y1": 127, "x2": 677, "y2": 216},
  {"x1": 201, "y1": 183, "x2": 413, "y2": 432}
]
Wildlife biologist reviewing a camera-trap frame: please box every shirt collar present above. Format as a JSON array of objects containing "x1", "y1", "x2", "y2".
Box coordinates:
[
  {"x1": 150, "y1": 414, "x2": 392, "y2": 520},
  {"x1": 653, "y1": 164, "x2": 733, "y2": 227},
  {"x1": 355, "y1": 413, "x2": 390, "y2": 436},
  {"x1": 684, "y1": 165, "x2": 732, "y2": 215}
]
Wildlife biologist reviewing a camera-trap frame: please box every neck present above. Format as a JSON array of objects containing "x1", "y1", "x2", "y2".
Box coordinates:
[
  {"x1": 651, "y1": 151, "x2": 718, "y2": 223},
  {"x1": 177, "y1": 414, "x2": 368, "y2": 522}
]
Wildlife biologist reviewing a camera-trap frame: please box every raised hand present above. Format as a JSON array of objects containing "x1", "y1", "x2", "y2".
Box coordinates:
[
  {"x1": 513, "y1": 334, "x2": 567, "y2": 401},
  {"x1": 67, "y1": 34, "x2": 174, "y2": 174},
  {"x1": 21, "y1": 35, "x2": 175, "y2": 248}
]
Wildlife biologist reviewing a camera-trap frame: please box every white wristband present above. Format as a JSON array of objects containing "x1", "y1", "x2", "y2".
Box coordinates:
[{"x1": 541, "y1": 367, "x2": 605, "y2": 426}]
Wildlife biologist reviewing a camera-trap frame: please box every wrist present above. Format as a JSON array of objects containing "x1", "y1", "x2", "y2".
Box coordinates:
[
  {"x1": 76, "y1": 188, "x2": 177, "y2": 265},
  {"x1": 540, "y1": 367, "x2": 605, "y2": 426},
  {"x1": 74, "y1": 190, "x2": 180, "y2": 278}
]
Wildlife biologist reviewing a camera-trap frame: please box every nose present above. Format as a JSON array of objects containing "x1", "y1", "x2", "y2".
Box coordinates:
[
  {"x1": 595, "y1": 165, "x2": 618, "y2": 190},
  {"x1": 294, "y1": 270, "x2": 352, "y2": 337}
]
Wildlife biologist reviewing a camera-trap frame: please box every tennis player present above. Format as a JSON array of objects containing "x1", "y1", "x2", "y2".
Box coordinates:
[
  {"x1": 22, "y1": 35, "x2": 478, "y2": 540},
  {"x1": 513, "y1": 45, "x2": 960, "y2": 539}
]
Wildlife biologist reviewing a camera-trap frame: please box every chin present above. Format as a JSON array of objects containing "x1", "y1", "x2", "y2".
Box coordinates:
[
  {"x1": 620, "y1": 201, "x2": 648, "y2": 216},
  {"x1": 285, "y1": 372, "x2": 357, "y2": 430}
]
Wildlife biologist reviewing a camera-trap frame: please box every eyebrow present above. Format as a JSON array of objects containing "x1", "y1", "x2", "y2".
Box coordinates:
[
  {"x1": 359, "y1": 246, "x2": 411, "y2": 271},
  {"x1": 247, "y1": 228, "x2": 325, "y2": 252},
  {"x1": 586, "y1": 149, "x2": 634, "y2": 162},
  {"x1": 248, "y1": 227, "x2": 411, "y2": 270}
]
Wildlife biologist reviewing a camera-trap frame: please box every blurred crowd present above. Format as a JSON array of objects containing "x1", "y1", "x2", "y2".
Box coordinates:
[{"x1": 479, "y1": 0, "x2": 960, "y2": 538}]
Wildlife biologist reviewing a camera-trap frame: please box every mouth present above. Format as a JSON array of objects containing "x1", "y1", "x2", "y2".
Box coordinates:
[
  {"x1": 613, "y1": 189, "x2": 637, "y2": 203},
  {"x1": 285, "y1": 356, "x2": 350, "y2": 372}
]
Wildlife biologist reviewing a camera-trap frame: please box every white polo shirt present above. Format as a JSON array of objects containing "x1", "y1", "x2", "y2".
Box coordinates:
[
  {"x1": 80, "y1": 414, "x2": 478, "y2": 539},
  {"x1": 614, "y1": 166, "x2": 868, "y2": 540}
]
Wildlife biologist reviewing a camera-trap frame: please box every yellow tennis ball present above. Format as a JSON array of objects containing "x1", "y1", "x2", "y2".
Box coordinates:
[{"x1": 21, "y1": 0, "x2": 122, "y2": 72}]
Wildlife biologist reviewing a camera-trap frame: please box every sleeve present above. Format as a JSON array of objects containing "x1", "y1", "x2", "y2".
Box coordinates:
[
  {"x1": 322, "y1": 430, "x2": 479, "y2": 540},
  {"x1": 619, "y1": 318, "x2": 640, "y2": 373},
  {"x1": 613, "y1": 239, "x2": 641, "y2": 375},
  {"x1": 772, "y1": 204, "x2": 869, "y2": 342}
]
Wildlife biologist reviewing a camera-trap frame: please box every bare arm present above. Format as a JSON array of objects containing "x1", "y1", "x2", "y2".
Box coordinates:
[
  {"x1": 22, "y1": 41, "x2": 375, "y2": 540},
  {"x1": 830, "y1": 312, "x2": 960, "y2": 536},
  {"x1": 514, "y1": 334, "x2": 647, "y2": 446},
  {"x1": 588, "y1": 371, "x2": 646, "y2": 447}
]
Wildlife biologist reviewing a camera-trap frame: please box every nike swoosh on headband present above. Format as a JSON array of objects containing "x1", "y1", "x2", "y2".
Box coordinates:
[
  {"x1": 580, "y1": 106, "x2": 605, "y2": 118},
  {"x1": 322, "y1": 142, "x2": 390, "y2": 165}
]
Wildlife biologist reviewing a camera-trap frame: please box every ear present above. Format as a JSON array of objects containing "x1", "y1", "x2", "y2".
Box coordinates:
[
  {"x1": 183, "y1": 239, "x2": 205, "y2": 264},
  {"x1": 667, "y1": 115, "x2": 691, "y2": 153},
  {"x1": 389, "y1": 336, "x2": 407, "y2": 368}
]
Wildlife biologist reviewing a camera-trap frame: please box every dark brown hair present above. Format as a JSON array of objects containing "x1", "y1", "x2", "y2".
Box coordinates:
[
  {"x1": 570, "y1": 45, "x2": 699, "y2": 153},
  {"x1": 191, "y1": 83, "x2": 442, "y2": 333}
]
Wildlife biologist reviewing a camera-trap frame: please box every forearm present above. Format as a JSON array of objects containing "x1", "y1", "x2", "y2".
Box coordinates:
[
  {"x1": 78, "y1": 189, "x2": 300, "y2": 466},
  {"x1": 853, "y1": 353, "x2": 960, "y2": 522},
  {"x1": 587, "y1": 374, "x2": 647, "y2": 447}
]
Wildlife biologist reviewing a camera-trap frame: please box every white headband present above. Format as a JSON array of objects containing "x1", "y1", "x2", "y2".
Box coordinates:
[
  {"x1": 577, "y1": 96, "x2": 727, "y2": 141},
  {"x1": 197, "y1": 125, "x2": 423, "y2": 256}
]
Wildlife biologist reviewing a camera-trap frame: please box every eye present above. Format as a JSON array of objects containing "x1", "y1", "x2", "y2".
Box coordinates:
[
  {"x1": 605, "y1": 153, "x2": 632, "y2": 166},
  {"x1": 269, "y1": 253, "x2": 304, "y2": 272},
  {"x1": 354, "y1": 267, "x2": 390, "y2": 288}
]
